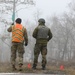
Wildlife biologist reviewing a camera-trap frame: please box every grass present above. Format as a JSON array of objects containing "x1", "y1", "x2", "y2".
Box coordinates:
[{"x1": 0, "y1": 62, "x2": 75, "y2": 75}]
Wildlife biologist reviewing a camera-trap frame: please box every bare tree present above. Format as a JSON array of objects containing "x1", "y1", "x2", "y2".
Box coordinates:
[{"x1": 33, "y1": 9, "x2": 42, "y2": 25}]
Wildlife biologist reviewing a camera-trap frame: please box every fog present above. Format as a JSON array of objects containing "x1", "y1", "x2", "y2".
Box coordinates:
[{"x1": 0, "y1": 0, "x2": 75, "y2": 65}]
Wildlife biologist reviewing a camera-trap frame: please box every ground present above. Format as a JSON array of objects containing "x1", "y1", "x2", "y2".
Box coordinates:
[{"x1": 0, "y1": 62, "x2": 75, "y2": 75}]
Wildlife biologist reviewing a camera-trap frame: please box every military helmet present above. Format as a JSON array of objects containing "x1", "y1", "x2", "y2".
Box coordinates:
[{"x1": 38, "y1": 18, "x2": 45, "y2": 23}]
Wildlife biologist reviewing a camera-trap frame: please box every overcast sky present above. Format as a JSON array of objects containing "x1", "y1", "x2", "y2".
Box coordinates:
[
  {"x1": 17, "y1": 0, "x2": 72, "y2": 24},
  {"x1": 35, "y1": 0, "x2": 72, "y2": 15}
]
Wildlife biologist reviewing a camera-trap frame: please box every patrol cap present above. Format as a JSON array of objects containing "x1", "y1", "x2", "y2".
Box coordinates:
[
  {"x1": 38, "y1": 18, "x2": 45, "y2": 23},
  {"x1": 15, "y1": 18, "x2": 22, "y2": 24}
]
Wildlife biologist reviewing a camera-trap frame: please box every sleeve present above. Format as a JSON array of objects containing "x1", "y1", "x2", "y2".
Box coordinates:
[
  {"x1": 7, "y1": 26, "x2": 12, "y2": 32},
  {"x1": 32, "y1": 27, "x2": 38, "y2": 39},
  {"x1": 48, "y1": 29, "x2": 53, "y2": 41},
  {"x1": 23, "y1": 28, "x2": 28, "y2": 44}
]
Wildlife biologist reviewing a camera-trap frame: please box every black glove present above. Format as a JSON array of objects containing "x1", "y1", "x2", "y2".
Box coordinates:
[
  {"x1": 11, "y1": 23, "x2": 14, "y2": 25},
  {"x1": 25, "y1": 43, "x2": 28, "y2": 46}
]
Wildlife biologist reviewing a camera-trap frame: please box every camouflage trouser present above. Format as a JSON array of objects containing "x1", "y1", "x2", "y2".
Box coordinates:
[
  {"x1": 11, "y1": 42, "x2": 24, "y2": 66},
  {"x1": 33, "y1": 43, "x2": 47, "y2": 66}
]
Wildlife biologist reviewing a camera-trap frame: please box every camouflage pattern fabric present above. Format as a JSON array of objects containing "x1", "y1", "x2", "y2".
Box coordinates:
[
  {"x1": 32, "y1": 25, "x2": 52, "y2": 44},
  {"x1": 11, "y1": 42, "x2": 24, "y2": 65},
  {"x1": 7, "y1": 19, "x2": 28, "y2": 70},
  {"x1": 32, "y1": 22, "x2": 52, "y2": 67},
  {"x1": 33, "y1": 43, "x2": 47, "y2": 66}
]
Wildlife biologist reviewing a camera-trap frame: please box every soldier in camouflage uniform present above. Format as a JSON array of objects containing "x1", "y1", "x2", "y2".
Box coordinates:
[
  {"x1": 32, "y1": 18, "x2": 52, "y2": 70},
  {"x1": 7, "y1": 18, "x2": 28, "y2": 71}
]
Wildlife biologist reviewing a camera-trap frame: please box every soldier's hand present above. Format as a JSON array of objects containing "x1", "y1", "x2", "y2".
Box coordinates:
[
  {"x1": 25, "y1": 43, "x2": 28, "y2": 46},
  {"x1": 11, "y1": 23, "x2": 14, "y2": 25}
]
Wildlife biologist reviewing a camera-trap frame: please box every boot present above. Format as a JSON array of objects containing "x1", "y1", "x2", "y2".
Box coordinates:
[
  {"x1": 18, "y1": 64, "x2": 23, "y2": 71},
  {"x1": 12, "y1": 65, "x2": 16, "y2": 71},
  {"x1": 32, "y1": 64, "x2": 36, "y2": 70},
  {"x1": 42, "y1": 65, "x2": 46, "y2": 70}
]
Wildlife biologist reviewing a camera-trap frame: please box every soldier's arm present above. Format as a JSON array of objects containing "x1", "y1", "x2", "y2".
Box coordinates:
[
  {"x1": 48, "y1": 29, "x2": 53, "y2": 41},
  {"x1": 7, "y1": 26, "x2": 12, "y2": 32},
  {"x1": 24, "y1": 28, "x2": 28, "y2": 45},
  {"x1": 32, "y1": 27, "x2": 38, "y2": 39}
]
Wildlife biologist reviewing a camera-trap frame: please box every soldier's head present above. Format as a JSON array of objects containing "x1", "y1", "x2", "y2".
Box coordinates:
[
  {"x1": 38, "y1": 18, "x2": 45, "y2": 25},
  {"x1": 15, "y1": 18, "x2": 22, "y2": 24}
]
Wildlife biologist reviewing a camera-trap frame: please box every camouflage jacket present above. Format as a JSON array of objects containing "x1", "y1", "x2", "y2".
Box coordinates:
[{"x1": 32, "y1": 24, "x2": 52, "y2": 45}]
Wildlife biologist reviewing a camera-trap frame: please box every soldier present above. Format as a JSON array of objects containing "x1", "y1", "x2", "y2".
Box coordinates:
[
  {"x1": 32, "y1": 18, "x2": 52, "y2": 70},
  {"x1": 7, "y1": 18, "x2": 28, "y2": 71}
]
